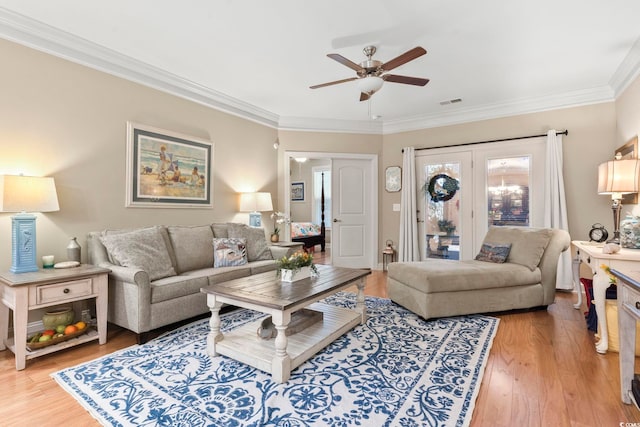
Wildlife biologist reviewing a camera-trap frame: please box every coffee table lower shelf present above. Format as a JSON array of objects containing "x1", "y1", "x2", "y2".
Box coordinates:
[{"x1": 214, "y1": 302, "x2": 361, "y2": 379}]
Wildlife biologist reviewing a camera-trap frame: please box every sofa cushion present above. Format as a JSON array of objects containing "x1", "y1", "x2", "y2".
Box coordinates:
[
  {"x1": 213, "y1": 238, "x2": 248, "y2": 267},
  {"x1": 211, "y1": 223, "x2": 229, "y2": 238},
  {"x1": 387, "y1": 259, "x2": 540, "y2": 294},
  {"x1": 101, "y1": 226, "x2": 178, "y2": 270},
  {"x1": 167, "y1": 225, "x2": 215, "y2": 273},
  {"x1": 100, "y1": 227, "x2": 176, "y2": 281},
  {"x1": 475, "y1": 243, "x2": 511, "y2": 263},
  {"x1": 227, "y1": 223, "x2": 273, "y2": 262},
  {"x1": 249, "y1": 259, "x2": 278, "y2": 275},
  {"x1": 151, "y1": 274, "x2": 209, "y2": 304},
  {"x1": 482, "y1": 226, "x2": 552, "y2": 271}
]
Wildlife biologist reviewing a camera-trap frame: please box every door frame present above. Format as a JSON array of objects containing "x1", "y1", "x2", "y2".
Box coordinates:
[{"x1": 283, "y1": 151, "x2": 378, "y2": 269}]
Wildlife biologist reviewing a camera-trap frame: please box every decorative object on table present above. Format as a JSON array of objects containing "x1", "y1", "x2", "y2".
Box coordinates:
[
  {"x1": 620, "y1": 215, "x2": 640, "y2": 248},
  {"x1": 42, "y1": 307, "x2": 75, "y2": 330},
  {"x1": 385, "y1": 166, "x2": 402, "y2": 192},
  {"x1": 291, "y1": 181, "x2": 304, "y2": 202},
  {"x1": 598, "y1": 154, "x2": 640, "y2": 245},
  {"x1": 270, "y1": 211, "x2": 289, "y2": 243},
  {"x1": 54, "y1": 260, "x2": 81, "y2": 269},
  {"x1": 42, "y1": 255, "x2": 55, "y2": 269},
  {"x1": 603, "y1": 243, "x2": 621, "y2": 254},
  {"x1": 276, "y1": 251, "x2": 318, "y2": 281},
  {"x1": 239, "y1": 192, "x2": 273, "y2": 227},
  {"x1": 588, "y1": 223, "x2": 608, "y2": 243},
  {"x1": 125, "y1": 122, "x2": 213, "y2": 208},
  {"x1": 67, "y1": 237, "x2": 81, "y2": 262},
  {"x1": 51, "y1": 293, "x2": 498, "y2": 427},
  {"x1": 616, "y1": 136, "x2": 639, "y2": 205},
  {"x1": 0, "y1": 175, "x2": 59, "y2": 273}
]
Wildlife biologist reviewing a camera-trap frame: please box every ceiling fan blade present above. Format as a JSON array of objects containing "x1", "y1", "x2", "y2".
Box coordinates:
[
  {"x1": 360, "y1": 92, "x2": 371, "y2": 102},
  {"x1": 327, "y1": 53, "x2": 365, "y2": 72},
  {"x1": 310, "y1": 77, "x2": 358, "y2": 89},
  {"x1": 383, "y1": 74, "x2": 430, "y2": 86},
  {"x1": 381, "y1": 47, "x2": 427, "y2": 71}
]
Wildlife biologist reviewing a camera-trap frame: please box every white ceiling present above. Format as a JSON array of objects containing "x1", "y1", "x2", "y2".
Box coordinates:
[{"x1": 1, "y1": 1, "x2": 640, "y2": 134}]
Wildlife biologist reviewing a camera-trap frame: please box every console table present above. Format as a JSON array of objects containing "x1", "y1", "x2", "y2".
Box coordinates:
[
  {"x1": 572, "y1": 241, "x2": 640, "y2": 354},
  {"x1": 609, "y1": 268, "x2": 640, "y2": 405},
  {"x1": 0, "y1": 265, "x2": 110, "y2": 370}
]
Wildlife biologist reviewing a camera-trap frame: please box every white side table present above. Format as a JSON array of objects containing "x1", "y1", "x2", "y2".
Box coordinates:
[
  {"x1": 0, "y1": 264, "x2": 110, "y2": 370},
  {"x1": 572, "y1": 241, "x2": 640, "y2": 354}
]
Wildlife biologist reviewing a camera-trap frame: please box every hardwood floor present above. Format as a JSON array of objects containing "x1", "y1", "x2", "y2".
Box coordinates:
[{"x1": 1, "y1": 251, "x2": 638, "y2": 426}]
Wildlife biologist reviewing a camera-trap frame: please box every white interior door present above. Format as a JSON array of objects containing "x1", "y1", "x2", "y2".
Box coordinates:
[
  {"x1": 331, "y1": 158, "x2": 372, "y2": 268},
  {"x1": 416, "y1": 150, "x2": 473, "y2": 260}
]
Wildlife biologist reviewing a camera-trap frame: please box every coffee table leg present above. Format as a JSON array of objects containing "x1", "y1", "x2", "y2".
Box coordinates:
[
  {"x1": 271, "y1": 311, "x2": 291, "y2": 383},
  {"x1": 206, "y1": 294, "x2": 223, "y2": 357},
  {"x1": 355, "y1": 277, "x2": 367, "y2": 324}
]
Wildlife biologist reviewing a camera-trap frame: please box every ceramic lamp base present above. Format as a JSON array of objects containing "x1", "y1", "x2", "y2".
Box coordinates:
[{"x1": 10, "y1": 213, "x2": 39, "y2": 273}]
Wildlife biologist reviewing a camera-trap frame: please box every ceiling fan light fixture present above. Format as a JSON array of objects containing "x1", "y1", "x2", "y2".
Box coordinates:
[{"x1": 357, "y1": 76, "x2": 384, "y2": 94}]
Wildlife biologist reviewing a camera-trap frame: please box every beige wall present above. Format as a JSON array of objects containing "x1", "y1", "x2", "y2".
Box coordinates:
[
  {"x1": 616, "y1": 75, "x2": 640, "y2": 217},
  {"x1": 382, "y1": 103, "x2": 618, "y2": 253},
  {"x1": 0, "y1": 39, "x2": 278, "y2": 271}
]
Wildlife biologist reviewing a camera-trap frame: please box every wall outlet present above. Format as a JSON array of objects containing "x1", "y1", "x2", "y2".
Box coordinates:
[{"x1": 393, "y1": 203, "x2": 401, "y2": 212}]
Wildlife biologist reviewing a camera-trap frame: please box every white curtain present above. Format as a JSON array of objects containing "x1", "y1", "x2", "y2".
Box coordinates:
[
  {"x1": 544, "y1": 130, "x2": 573, "y2": 290},
  {"x1": 399, "y1": 147, "x2": 420, "y2": 261}
]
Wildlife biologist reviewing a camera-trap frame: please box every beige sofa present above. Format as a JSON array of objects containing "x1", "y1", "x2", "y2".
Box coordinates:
[
  {"x1": 87, "y1": 223, "x2": 298, "y2": 342},
  {"x1": 387, "y1": 226, "x2": 571, "y2": 319}
]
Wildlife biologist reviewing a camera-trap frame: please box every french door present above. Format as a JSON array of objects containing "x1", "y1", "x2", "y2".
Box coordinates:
[{"x1": 416, "y1": 138, "x2": 546, "y2": 260}]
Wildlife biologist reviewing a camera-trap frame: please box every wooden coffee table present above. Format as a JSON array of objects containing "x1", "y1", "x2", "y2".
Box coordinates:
[{"x1": 201, "y1": 264, "x2": 370, "y2": 383}]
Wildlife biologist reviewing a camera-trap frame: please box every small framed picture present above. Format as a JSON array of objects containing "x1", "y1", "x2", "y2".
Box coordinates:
[
  {"x1": 385, "y1": 166, "x2": 402, "y2": 192},
  {"x1": 291, "y1": 181, "x2": 305, "y2": 202}
]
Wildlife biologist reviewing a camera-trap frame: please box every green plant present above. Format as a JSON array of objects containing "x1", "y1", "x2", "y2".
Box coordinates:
[
  {"x1": 276, "y1": 251, "x2": 318, "y2": 276},
  {"x1": 437, "y1": 219, "x2": 456, "y2": 235}
]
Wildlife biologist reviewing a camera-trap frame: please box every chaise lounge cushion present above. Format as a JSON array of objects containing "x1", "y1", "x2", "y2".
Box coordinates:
[
  {"x1": 388, "y1": 259, "x2": 540, "y2": 293},
  {"x1": 482, "y1": 226, "x2": 552, "y2": 271}
]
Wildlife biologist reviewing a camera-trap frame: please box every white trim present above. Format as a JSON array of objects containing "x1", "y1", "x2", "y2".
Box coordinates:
[{"x1": 610, "y1": 37, "x2": 640, "y2": 97}]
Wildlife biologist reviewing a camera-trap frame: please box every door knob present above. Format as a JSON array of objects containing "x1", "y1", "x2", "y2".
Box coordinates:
[{"x1": 333, "y1": 218, "x2": 341, "y2": 222}]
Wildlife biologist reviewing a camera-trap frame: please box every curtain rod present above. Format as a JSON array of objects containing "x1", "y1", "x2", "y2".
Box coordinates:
[{"x1": 402, "y1": 129, "x2": 568, "y2": 152}]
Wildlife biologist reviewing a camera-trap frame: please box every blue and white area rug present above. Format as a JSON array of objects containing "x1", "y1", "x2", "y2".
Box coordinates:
[{"x1": 52, "y1": 293, "x2": 499, "y2": 427}]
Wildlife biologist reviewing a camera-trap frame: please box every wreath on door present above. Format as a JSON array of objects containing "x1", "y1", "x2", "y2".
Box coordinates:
[{"x1": 426, "y1": 174, "x2": 459, "y2": 202}]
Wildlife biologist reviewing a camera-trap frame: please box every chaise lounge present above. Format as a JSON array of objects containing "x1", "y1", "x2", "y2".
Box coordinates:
[{"x1": 387, "y1": 226, "x2": 571, "y2": 319}]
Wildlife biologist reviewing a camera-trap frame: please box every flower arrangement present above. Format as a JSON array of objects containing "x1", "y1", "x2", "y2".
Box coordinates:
[
  {"x1": 276, "y1": 251, "x2": 318, "y2": 276},
  {"x1": 270, "y1": 211, "x2": 289, "y2": 236},
  {"x1": 600, "y1": 264, "x2": 617, "y2": 285}
]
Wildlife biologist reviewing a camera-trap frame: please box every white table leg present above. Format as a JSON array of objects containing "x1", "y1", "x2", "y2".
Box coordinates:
[
  {"x1": 572, "y1": 254, "x2": 583, "y2": 309},
  {"x1": 0, "y1": 297, "x2": 8, "y2": 352},
  {"x1": 206, "y1": 294, "x2": 223, "y2": 357},
  {"x1": 95, "y1": 273, "x2": 108, "y2": 344},
  {"x1": 593, "y1": 268, "x2": 610, "y2": 354},
  {"x1": 619, "y1": 299, "x2": 635, "y2": 404},
  {"x1": 13, "y1": 288, "x2": 28, "y2": 370},
  {"x1": 271, "y1": 311, "x2": 291, "y2": 383},
  {"x1": 355, "y1": 277, "x2": 367, "y2": 324}
]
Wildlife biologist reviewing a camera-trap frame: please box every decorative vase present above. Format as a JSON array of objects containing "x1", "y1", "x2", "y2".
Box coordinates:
[
  {"x1": 621, "y1": 215, "x2": 640, "y2": 249},
  {"x1": 270, "y1": 233, "x2": 280, "y2": 243},
  {"x1": 280, "y1": 266, "x2": 312, "y2": 282},
  {"x1": 42, "y1": 307, "x2": 75, "y2": 329},
  {"x1": 67, "y1": 237, "x2": 81, "y2": 263}
]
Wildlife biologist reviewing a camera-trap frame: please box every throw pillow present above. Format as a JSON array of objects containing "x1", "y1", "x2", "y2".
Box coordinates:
[
  {"x1": 475, "y1": 242, "x2": 511, "y2": 263},
  {"x1": 227, "y1": 223, "x2": 273, "y2": 262},
  {"x1": 213, "y1": 238, "x2": 248, "y2": 267},
  {"x1": 100, "y1": 227, "x2": 176, "y2": 281}
]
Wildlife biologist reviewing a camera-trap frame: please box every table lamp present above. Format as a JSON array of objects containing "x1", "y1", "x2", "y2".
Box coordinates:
[
  {"x1": 239, "y1": 192, "x2": 273, "y2": 227},
  {"x1": 0, "y1": 175, "x2": 59, "y2": 273},
  {"x1": 597, "y1": 156, "x2": 640, "y2": 245}
]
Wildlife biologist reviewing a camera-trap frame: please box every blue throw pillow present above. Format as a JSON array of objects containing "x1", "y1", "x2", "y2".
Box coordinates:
[
  {"x1": 475, "y1": 242, "x2": 511, "y2": 263},
  {"x1": 213, "y1": 238, "x2": 248, "y2": 267}
]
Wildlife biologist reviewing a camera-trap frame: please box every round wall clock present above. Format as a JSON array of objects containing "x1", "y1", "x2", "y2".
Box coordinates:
[{"x1": 589, "y1": 223, "x2": 608, "y2": 243}]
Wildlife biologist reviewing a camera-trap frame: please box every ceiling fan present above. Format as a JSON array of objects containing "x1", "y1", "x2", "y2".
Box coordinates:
[{"x1": 310, "y1": 45, "x2": 429, "y2": 101}]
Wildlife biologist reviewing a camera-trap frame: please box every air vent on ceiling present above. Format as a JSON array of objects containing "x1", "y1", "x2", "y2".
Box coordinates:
[{"x1": 440, "y1": 98, "x2": 463, "y2": 105}]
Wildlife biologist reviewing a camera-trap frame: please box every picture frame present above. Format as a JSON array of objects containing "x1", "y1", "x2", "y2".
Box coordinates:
[
  {"x1": 616, "y1": 136, "x2": 638, "y2": 204},
  {"x1": 385, "y1": 166, "x2": 402, "y2": 192},
  {"x1": 291, "y1": 181, "x2": 305, "y2": 202},
  {"x1": 125, "y1": 122, "x2": 213, "y2": 208}
]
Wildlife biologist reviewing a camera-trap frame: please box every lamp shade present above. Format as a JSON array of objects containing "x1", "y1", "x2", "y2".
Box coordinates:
[
  {"x1": 597, "y1": 159, "x2": 640, "y2": 195},
  {"x1": 239, "y1": 192, "x2": 273, "y2": 212},
  {"x1": 0, "y1": 175, "x2": 59, "y2": 213}
]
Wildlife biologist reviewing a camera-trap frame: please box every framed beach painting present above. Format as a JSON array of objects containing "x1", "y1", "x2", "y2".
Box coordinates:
[
  {"x1": 291, "y1": 181, "x2": 305, "y2": 202},
  {"x1": 125, "y1": 122, "x2": 214, "y2": 208}
]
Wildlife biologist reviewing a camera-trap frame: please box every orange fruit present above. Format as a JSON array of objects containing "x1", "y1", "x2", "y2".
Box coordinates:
[
  {"x1": 75, "y1": 321, "x2": 86, "y2": 330},
  {"x1": 64, "y1": 324, "x2": 78, "y2": 335}
]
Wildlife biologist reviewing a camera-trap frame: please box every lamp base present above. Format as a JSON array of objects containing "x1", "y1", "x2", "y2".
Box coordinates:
[
  {"x1": 249, "y1": 212, "x2": 262, "y2": 227},
  {"x1": 607, "y1": 199, "x2": 623, "y2": 247},
  {"x1": 10, "y1": 213, "x2": 39, "y2": 273}
]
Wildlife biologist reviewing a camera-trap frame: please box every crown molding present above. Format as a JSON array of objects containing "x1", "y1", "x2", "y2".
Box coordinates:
[
  {"x1": 381, "y1": 86, "x2": 615, "y2": 134},
  {"x1": 278, "y1": 116, "x2": 383, "y2": 134},
  {"x1": 0, "y1": 7, "x2": 279, "y2": 128},
  {"x1": 610, "y1": 37, "x2": 640, "y2": 97}
]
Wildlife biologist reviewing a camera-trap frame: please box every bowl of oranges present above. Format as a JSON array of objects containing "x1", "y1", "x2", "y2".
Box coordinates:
[{"x1": 27, "y1": 318, "x2": 90, "y2": 350}]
